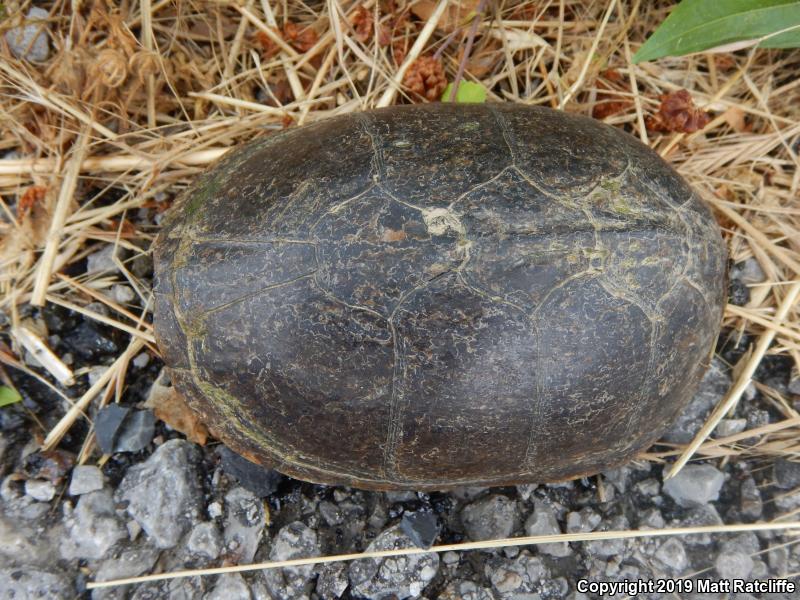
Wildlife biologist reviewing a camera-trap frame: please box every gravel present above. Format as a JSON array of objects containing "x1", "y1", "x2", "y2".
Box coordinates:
[
  {"x1": 115, "y1": 439, "x2": 204, "y2": 548},
  {"x1": 69, "y1": 465, "x2": 105, "y2": 496},
  {"x1": 486, "y1": 552, "x2": 552, "y2": 599},
  {"x1": 461, "y1": 494, "x2": 521, "y2": 541},
  {"x1": 92, "y1": 542, "x2": 161, "y2": 599},
  {"x1": 60, "y1": 490, "x2": 128, "y2": 560},
  {"x1": 96, "y1": 406, "x2": 156, "y2": 455},
  {"x1": 566, "y1": 507, "x2": 601, "y2": 533},
  {"x1": 715, "y1": 550, "x2": 754, "y2": 580},
  {"x1": 24, "y1": 478, "x2": 55, "y2": 502},
  {"x1": 349, "y1": 524, "x2": 439, "y2": 599},
  {"x1": 207, "y1": 573, "x2": 252, "y2": 600},
  {"x1": 260, "y1": 521, "x2": 320, "y2": 599},
  {"x1": 654, "y1": 538, "x2": 689, "y2": 573},
  {"x1": 524, "y1": 500, "x2": 570, "y2": 557},
  {"x1": 4, "y1": 7, "x2": 50, "y2": 62},
  {"x1": 661, "y1": 358, "x2": 731, "y2": 444},
  {"x1": 218, "y1": 446, "x2": 283, "y2": 497},
  {"x1": 316, "y1": 563, "x2": 349, "y2": 599},
  {"x1": 0, "y1": 567, "x2": 73, "y2": 599},
  {"x1": 773, "y1": 458, "x2": 800, "y2": 490},
  {"x1": 187, "y1": 522, "x2": 223, "y2": 560},
  {"x1": 400, "y1": 509, "x2": 440, "y2": 549},
  {"x1": 662, "y1": 464, "x2": 725, "y2": 507},
  {"x1": 223, "y1": 486, "x2": 266, "y2": 563},
  {"x1": 440, "y1": 580, "x2": 496, "y2": 599}
]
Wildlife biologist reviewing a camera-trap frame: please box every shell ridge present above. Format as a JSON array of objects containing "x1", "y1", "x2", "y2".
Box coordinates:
[
  {"x1": 487, "y1": 104, "x2": 518, "y2": 166},
  {"x1": 356, "y1": 111, "x2": 385, "y2": 182},
  {"x1": 382, "y1": 320, "x2": 403, "y2": 479}
]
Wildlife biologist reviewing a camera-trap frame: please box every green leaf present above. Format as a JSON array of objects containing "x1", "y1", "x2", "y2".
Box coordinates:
[
  {"x1": 633, "y1": 0, "x2": 800, "y2": 63},
  {"x1": 441, "y1": 81, "x2": 487, "y2": 103},
  {"x1": 0, "y1": 386, "x2": 22, "y2": 408}
]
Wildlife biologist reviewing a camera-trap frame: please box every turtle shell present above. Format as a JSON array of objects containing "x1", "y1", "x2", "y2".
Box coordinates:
[{"x1": 153, "y1": 103, "x2": 727, "y2": 490}]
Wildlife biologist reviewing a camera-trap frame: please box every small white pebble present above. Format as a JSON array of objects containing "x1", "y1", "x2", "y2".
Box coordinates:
[
  {"x1": 25, "y1": 479, "x2": 56, "y2": 502},
  {"x1": 442, "y1": 551, "x2": 460, "y2": 565},
  {"x1": 112, "y1": 284, "x2": 135, "y2": 304},
  {"x1": 132, "y1": 352, "x2": 150, "y2": 369},
  {"x1": 208, "y1": 501, "x2": 223, "y2": 519},
  {"x1": 87, "y1": 366, "x2": 109, "y2": 387}
]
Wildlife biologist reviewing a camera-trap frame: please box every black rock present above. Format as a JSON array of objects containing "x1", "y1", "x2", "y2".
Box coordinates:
[
  {"x1": 95, "y1": 405, "x2": 129, "y2": 454},
  {"x1": 95, "y1": 405, "x2": 155, "y2": 454},
  {"x1": 728, "y1": 278, "x2": 750, "y2": 306},
  {"x1": 64, "y1": 322, "x2": 118, "y2": 360},
  {"x1": 400, "y1": 510, "x2": 441, "y2": 549},
  {"x1": 218, "y1": 446, "x2": 283, "y2": 497}
]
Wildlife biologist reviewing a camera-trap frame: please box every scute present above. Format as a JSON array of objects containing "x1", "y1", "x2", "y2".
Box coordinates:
[
  {"x1": 531, "y1": 277, "x2": 652, "y2": 479},
  {"x1": 364, "y1": 105, "x2": 512, "y2": 206},
  {"x1": 313, "y1": 189, "x2": 463, "y2": 316},
  {"x1": 154, "y1": 103, "x2": 728, "y2": 490},
  {"x1": 390, "y1": 275, "x2": 537, "y2": 483},
  {"x1": 188, "y1": 276, "x2": 395, "y2": 480}
]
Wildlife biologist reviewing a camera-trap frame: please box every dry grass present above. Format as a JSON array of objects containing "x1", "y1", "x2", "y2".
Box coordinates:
[{"x1": 0, "y1": 0, "x2": 799, "y2": 588}]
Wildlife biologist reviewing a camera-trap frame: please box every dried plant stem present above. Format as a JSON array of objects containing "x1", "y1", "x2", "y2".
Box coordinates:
[
  {"x1": 448, "y1": 0, "x2": 489, "y2": 102},
  {"x1": 88, "y1": 520, "x2": 800, "y2": 589},
  {"x1": 0, "y1": 148, "x2": 230, "y2": 176},
  {"x1": 558, "y1": 0, "x2": 617, "y2": 109},
  {"x1": 31, "y1": 130, "x2": 90, "y2": 306},
  {"x1": 56, "y1": 273, "x2": 154, "y2": 331},
  {"x1": 12, "y1": 326, "x2": 75, "y2": 386},
  {"x1": 666, "y1": 281, "x2": 800, "y2": 479},
  {"x1": 623, "y1": 39, "x2": 648, "y2": 145},
  {"x1": 298, "y1": 46, "x2": 337, "y2": 125},
  {"x1": 376, "y1": 0, "x2": 450, "y2": 108},
  {"x1": 45, "y1": 294, "x2": 156, "y2": 344},
  {"x1": 140, "y1": 0, "x2": 157, "y2": 129},
  {"x1": 711, "y1": 200, "x2": 800, "y2": 277},
  {"x1": 725, "y1": 304, "x2": 800, "y2": 343},
  {"x1": 42, "y1": 337, "x2": 146, "y2": 451},
  {"x1": 238, "y1": 4, "x2": 300, "y2": 60},
  {"x1": 0, "y1": 62, "x2": 117, "y2": 141}
]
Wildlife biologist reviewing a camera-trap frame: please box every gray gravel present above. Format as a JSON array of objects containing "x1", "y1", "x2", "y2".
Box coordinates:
[
  {"x1": 69, "y1": 464, "x2": 105, "y2": 496},
  {"x1": 4, "y1": 7, "x2": 50, "y2": 62},
  {"x1": 349, "y1": 524, "x2": 439, "y2": 599},
  {"x1": 461, "y1": 494, "x2": 521, "y2": 541},
  {"x1": 260, "y1": 521, "x2": 321, "y2": 599},
  {"x1": 60, "y1": 490, "x2": 128, "y2": 560},
  {"x1": 662, "y1": 358, "x2": 731, "y2": 444},
  {"x1": 0, "y1": 567, "x2": 73, "y2": 599},
  {"x1": 223, "y1": 486, "x2": 266, "y2": 563},
  {"x1": 115, "y1": 439, "x2": 204, "y2": 548},
  {"x1": 663, "y1": 464, "x2": 725, "y2": 507}
]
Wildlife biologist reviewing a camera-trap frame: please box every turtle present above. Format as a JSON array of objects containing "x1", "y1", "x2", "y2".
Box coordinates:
[{"x1": 153, "y1": 103, "x2": 727, "y2": 491}]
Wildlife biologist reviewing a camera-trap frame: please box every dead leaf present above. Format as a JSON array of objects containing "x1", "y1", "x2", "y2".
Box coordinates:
[
  {"x1": 722, "y1": 106, "x2": 748, "y2": 132},
  {"x1": 144, "y1": 370, "x2": 209, "y2": 445},
  {"x1": 411, "y1": 0, "x2": 479, "y2": 33},
  {"x1": 17, "y1": 186, "x2": 47, "y2": 223}
]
